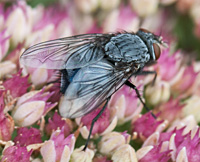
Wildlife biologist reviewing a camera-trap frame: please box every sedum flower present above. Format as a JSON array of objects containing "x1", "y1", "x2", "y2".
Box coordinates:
[
  {"x1": 175, "y1": 128, "x2": 200, "y2": 162},
  {"x1": 144, "y1": 79, "x2": 170, "y2": 106},
  {"x1": 130, "y1": 0, "x2": 159, "y2": 17},
  {"x1": 2, "y1": 69, "x2": 30, "y2": 98},
  {"x1": 154, "y1": 49, "x2": 183, "y2": 83},
  {"x1": 12, "y1": 88, "x2": 57, "y2": 127},
  {"x1": 0, "y1": 93, "x2": 14, "y2": 141},
  {"x1": 182, "y1": 95, "x2": 200, "y2": 122},
  {"x1": 111, "y1": 144, "x2": 137, "y2": 162},
  {"x1": 76, "y1": 106, "x2": 117, "y2": 139},
  {"x1": 70, "y1": 146, "x2": 95, "y2": 162},
  {"x1": 132, "y1": 112, "x2": 168, "y2": 140},
  {"x1": 190, "y1": 1, "x2": 200, "y2": 24},
  {"x1": 143, "y1": 127, "x2": 186, "y2": 147},
  {"x1": 176, "y1": 0, "x2": 195, "y2": 13},
  {"x1": 45, "y1": 111, "x2": 73, "y2": 137},
  {"x1": 22, "y1": 66, "x2": 56, "y2": 87},
  {"x1": 0, "y1": 29, "x2": 10, "y2": 62},
  {"x1": 109, "y1": 85, "x2": 143, "y2": 124},
  {"x1": 40, "y1": 129, "x2": 75, "y2": 162},
  {"x1": 137, "y1": 144, "x2": 171, "y2": 162},
  {"x1": 168, "y1": 115, "x2": 197, "y2": 134},
  {"x1": 99, "y1": 0, "x2": 120, "y2": 11},
  {"x1": 74, "y1": 0, "x2": 99, "y2": 14},
  {"x1": 13, "y1": 127, "x2": 42, "y2": 147},
  {"x1": 155, "y1": 97, "x2": 184, "y2": 122},
  {"x1": 171, "y1": 65, "x2": 198, "y2": 97},
  {"x1": 98, "y1": 131, "x2": 130, "y2": 157},
  {"x1": 103, "y1": 5, "x2": 140, "y2": 32},
  {"x1": 5, "y1": 1, "x2": 32, "y2": 46},
  {"x1": 141, "y1": 126, "x2": 200, "y2": 161},
  {"x1": 1, "y1": 145, "x2": 33, "y2": 162},
  {"x1": 0, "y1": 61, "x2": 17, "y2": 79}
]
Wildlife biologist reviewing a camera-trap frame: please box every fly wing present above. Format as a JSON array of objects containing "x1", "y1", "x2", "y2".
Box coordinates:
[
  {"x1": 59, "y1": 59, "x2": 130, "y2": 118},
  {"x1": 20, "y1": 34, "x2": 110, "y2": 69}
]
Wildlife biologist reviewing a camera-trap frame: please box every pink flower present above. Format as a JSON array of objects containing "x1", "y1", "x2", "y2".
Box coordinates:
[
  {"x1": 155, "y1": 98, "x2": 185, "y2": 122},
  {"x1": 12, "y1": 88, "x2": 57, "y2": 126},
  {"x1": 98, "y1": 131, "x2": 130, "y2": 157},
  {"x1": 1, "y1": 145, "x2": 33, "y2": 162},
  {"x1": 176, "y1": 0, "x2": 195, "y2": 13},
  {"x1": 70, "y1": 145, "x2": 95, "y2": 162},
  {"x1": 22, "y1": 66, "x2": 56, "y2": 87},
  {"x1": 109, "y1": 85, "x2": 143, "y2": 124},
  {"x1": 47, "y1": 83, "x2": 62, "y2": 103},
  {"x1": 132, "y1": 112, "x2": 167, "y2": 140},
  {"x1": 171, "y1": 65, "x2": 198, "y2": 97},
  {"x1": 175, "y1": 128, "x2": 200, "y2": 162},
  {"x1": 74, "y1": 0, "x2": 99, "y2": 14},
  {"x1": 77, "y1": 106, "x2": 117, "y2": 139},
  {"x1": 40, "y1": 129, "x2": 75, "y2": 162},
  {"x1": 5, "y1": 1, "x2": 32, "y2": 46},
  {"x1": 45, "y1": 111, "x2": 73, "y2": 137},
  {"x1": 3, "y1": 69, "x2": 31, "y2": 98},
  {"x1": 0, "y1": 29, "x2": 10, "y2": 62},
  {"x1": 111, "y1": 144, "x2": 138, "y2": 162},
  {"x1": 155, "y1": 49, "x2": 183, "y2": 82},
  {"x1": 0, "y1": 91, "x2": 14, "y2": 141},
  {"x1": 14, "y1": 127, "x2": 42, "y2": 146},
  {"x1": 0, "y1": 61, "x2": 17, "y2": 79},
  {"x1": 103, "y1": 5, "x2": 140, "y2": 32},
  {"x1": 137, "y1": 144, "x2": 171, "y2": 162},
  {"x1": 25, "y1": 5, "x2": 73, "y2": 47},
  {"x1": 144, "y1": 80, "x2": 170, "y2": 106},
  {"x1": 130, "y1": 0, "x2": 159, "y2": 17}
]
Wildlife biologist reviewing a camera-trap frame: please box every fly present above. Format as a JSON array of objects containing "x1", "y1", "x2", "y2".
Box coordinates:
[{"x1": 20, "y1": 28, "x2": 166, "y2": 150}]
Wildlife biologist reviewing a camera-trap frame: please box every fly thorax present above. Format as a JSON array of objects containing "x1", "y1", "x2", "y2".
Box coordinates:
[{"x1": 104, "y1": 33, "x2": 150, "y2": 64}]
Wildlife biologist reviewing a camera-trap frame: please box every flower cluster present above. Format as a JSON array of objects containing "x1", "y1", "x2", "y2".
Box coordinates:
[{"x1": 1, "y1": 0, "x2": 200, "y2": 162}]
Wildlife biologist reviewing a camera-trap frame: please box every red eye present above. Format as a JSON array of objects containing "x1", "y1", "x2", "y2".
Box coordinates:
[
  {"x1": 139, "y1": 28, "x2": 151, "y2": 33},
  {"x1": 153, "y1": 43, "x2": 160, "y2": 60}
]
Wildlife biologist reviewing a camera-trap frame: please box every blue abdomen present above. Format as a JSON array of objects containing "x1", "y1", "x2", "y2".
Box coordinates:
[{"x1": 60, "y1": 69, "x2": 80, "y2": 94}]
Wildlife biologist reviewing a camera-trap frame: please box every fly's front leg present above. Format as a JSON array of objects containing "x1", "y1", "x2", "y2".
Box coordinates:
[{"x1": 125, "y1": 80, "x2": 156, "y2": 119}]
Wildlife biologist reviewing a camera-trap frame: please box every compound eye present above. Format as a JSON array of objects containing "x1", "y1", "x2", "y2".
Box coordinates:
[
  {"x1": 139, "y1": 28, "x2": 151, "y2": 33},
  {"x1": 153, "y1": 43, "x2": 161, "y2": 60}
]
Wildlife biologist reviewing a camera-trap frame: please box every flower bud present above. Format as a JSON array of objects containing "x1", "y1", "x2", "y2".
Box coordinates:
[
  {"x1": 41, "y1": 130, "x2": 75, "y2": 162},
  {"x1": 12, "y1": 89, "x2": 56, "y2": 126},
  {"x1": 70, "y1": 146, "x2": 95, "y2": 162},
  {"x1": 111, "y1": 144, "x2": 137, "y2": 162},
  {"x1": 0, "y1": 61, "x2": 16, "y2": 79},
  {"x1": 98, "y1": 131, "x2": 130, "y2": 157},
  {"x1": 130, "y1": 0, "x2": 159, "y2": 17},
  {"x1": 145, "y1": 80, "x2": 170, "y2": 106}
]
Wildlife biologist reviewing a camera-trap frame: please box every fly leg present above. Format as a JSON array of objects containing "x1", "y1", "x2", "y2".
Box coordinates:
[
  {"x1": 83, "y1": 97, "x2": 111, "y2": 151},
  {"x1": 125, "y1": 80, "x2": 156, "y2": 119}
]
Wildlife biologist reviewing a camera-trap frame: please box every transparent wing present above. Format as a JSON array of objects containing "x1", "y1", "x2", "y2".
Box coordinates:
[
  {"x1": 59, "y1": 59, "x2": 131, "y2": 118},
  {"x1": 20, "y1": 34, "x2": 110, "y2": 69}
]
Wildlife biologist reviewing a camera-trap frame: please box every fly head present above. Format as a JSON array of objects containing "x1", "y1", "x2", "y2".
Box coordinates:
[{"x1": 136, "y1": 28, "x2": 165, "y2": 62}]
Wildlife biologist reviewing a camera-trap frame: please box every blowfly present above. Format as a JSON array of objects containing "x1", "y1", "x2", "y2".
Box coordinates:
[{"x1": 20, "y1": 28, "x2": 166, "y2": 150}]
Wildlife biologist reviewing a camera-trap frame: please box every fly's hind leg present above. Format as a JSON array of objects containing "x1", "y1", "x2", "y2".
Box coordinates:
[
  {"x1": 125, "y1": 80, "x2": 156, "y2": 119},
  {"x1": 83, "y1": 97, "x2": 111, "y2": 151}
]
